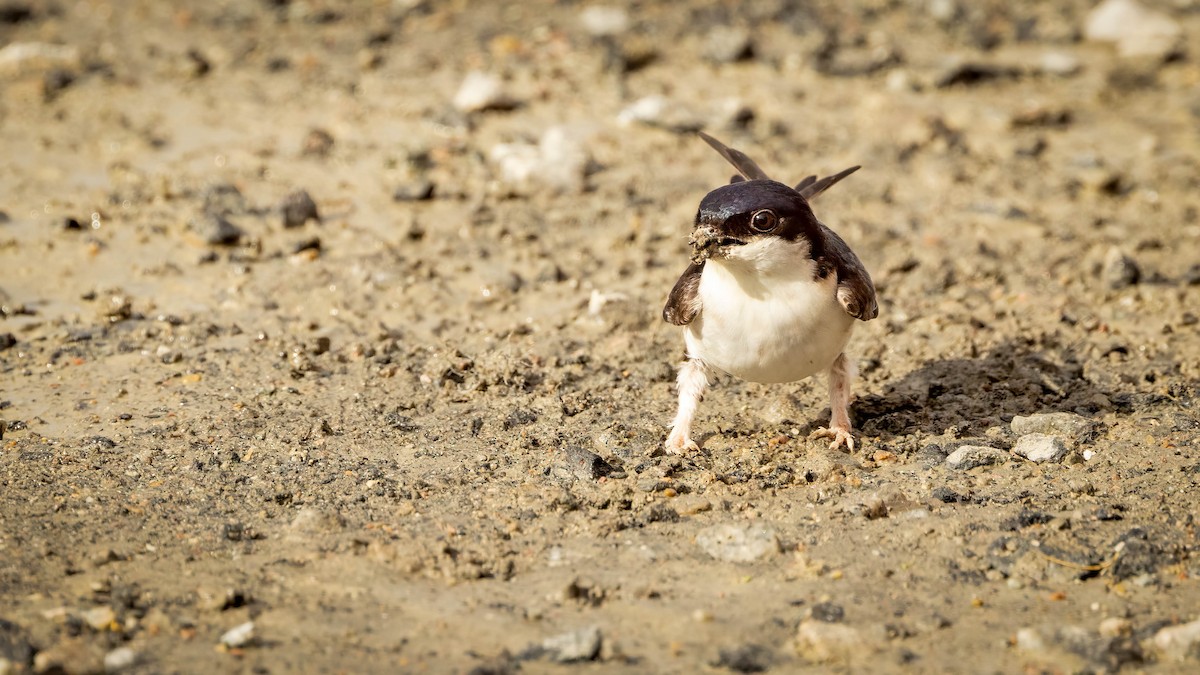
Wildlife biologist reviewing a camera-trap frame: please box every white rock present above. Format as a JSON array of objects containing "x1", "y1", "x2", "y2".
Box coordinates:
[
  {"x1": 1152, "y1": 617, "x2": 1200, "y2": 662},
  {"x1": 0, "y1": 42, "x2": 81, "y2": 78},
  {"x1": 579, "y1": 6, "x2": 629, "y2": 37},
  {"x1": 945, "y1": 445, "x2": 1008, "y2": 470},
  {"x1": 104, "y1": 646, "x2": 139, "y2": 673},
  {"x1": 1040, "y1": 52, "x2": 1081, "y2": 77},
  {"x1": 542, "y1": 625, "x2": 601, "y2": 662},
  {"x1": 696, "y1": 523, "x2": 779, "y2": 563},
  {"x1": 1015, "y1": 627, "x2": 1046, "y2": 652},
  {"x1": 1010, "y1": 413, "x2": 1094, "y2": 441},
  {"x1": 220, "y1": 621, "x2": 255, "y2": 648},
  {"x1": 1084, "y1": 0, "x2": 1182, "y2": 59},
  {"x1": 1013, "y1": 434, "x2": 1069, "y2": 463},
  {"x1": 453, "y1": 71, "x2": 516, "y2": 113},
  {"x1": 489, "y1": 126, "x2": 593, "y2": 194},
  {"x1": 796, "y1": 620, "x2": 866, "y2": 663},
  {"x1": 82, "y1": 606, "x2": 116, "y2": 631},
  {"x1": 616, "y1": 95, "x2": 702, "y2": 132}
]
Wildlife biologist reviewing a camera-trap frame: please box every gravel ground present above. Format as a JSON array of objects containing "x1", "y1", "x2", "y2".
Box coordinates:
[{"x1": 2, "y1": 0, "x2": 1200, "y2": 673}]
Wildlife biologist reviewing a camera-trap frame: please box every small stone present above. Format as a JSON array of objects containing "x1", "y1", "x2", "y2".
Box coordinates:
[
  {"x1": 1040, "y1": 52, "x2": 1081, "y2": 77},
  {"x1": 555, "y1": 446, "x2": 622, "y2": 481},
  {"x1": 1010, "y1": 413, "x2": 1095, "y2": 441},
  {"x1": 82, "y1": 606, "x2": 116, "y2": 631},
  {"x1": 1182, "y1": 264, "x2": 1200, "y2": 286},
  {"x1": 0, "y1": 619, "x2": 35, "y2": 669},
  {"x1": 714, "y1": 643, "x2": 772, "y2": 673},
  {"x1": 201, "y1": 182, "x2": 247, "y2": 216},
  {"x1": 616, "y1": 95, "x2": 703, "y2": 132},
  {"x1": 103, "y1": 646, "x2": 138, "y2": 673},
  {"x1": 1014, "y1": 627, "x2": 1046, "y2": 652},
  {"x1": 0, "y1": 41, "x2": 80, "y2": 77},
  {"x1": 1013, "y1": 434, "x2": 1069, "y2": 463},
  {"x1": 193, "y1": 212, "x2": 243, "y2": 246},
  {"x1": 811, "y1": 602, "x2": 845, "y2": 623},
  {"x1": 1085, "y1": 0, "x2": 1182, "y2": 60},
  {"x1": 302, "y1": 128, "x2": 334, "y2": 157},
  {"x1": 286, "y1": 507, "x2": 344, "y2": 537},
  {"x1": 1098, "y1": 618, "x2": 1132, "y2": 638},
  {"x1": 0, "y1": 333, "x2": 15, "y2": 350},
  {"x1": 219, "y1": 621, "x2": 255, "y2": 648},
  {"x1": 31, "y1": 638, "x2": 104, "y2": 675},
  {"x1": 1151, "y1": 618, "x2": 1200, "y2": 662},
  {"x1": 540, "y1": 625, "x2": 601, "y2": 662},
  {"x1": 795, "y1": 620, "x2": 863, "y2": 663},
  {"x1": 1103, "y1": 247, "x2": 1140, "y2": 289},
  {"x1": 703, "y1": 26, "x2": 753, "y2": 64},
  {"x1": 453, "y1": 71, "x2": 517, "y2": 113},
  {"x1": 278, "y1": 189, "x2": 319, "y2": 228},
  {"x1": 944, "y1": 445, "x2": 1008, "y2": 470},
  {"x1": 696, "y1": 523, "x2": 780, "y2": 563},
  {"x1": 392, "y1": 180, "x2": 434, "y2": 202},
  {"x1": 488, "y1": 125, "x2": 592, "y2": 194},
  {"x1": 932, "y1": 58, "x2": 1018, "y2": 88},
  {"x1": 579, "y1": 6, "x2": 628, "y2": 38}
]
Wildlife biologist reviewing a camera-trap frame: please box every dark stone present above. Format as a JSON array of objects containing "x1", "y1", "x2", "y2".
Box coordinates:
[
  {"x1": 83, "y1": 436, "x2": 117, "y2": 449},
  {"x1": 302, "y1": 128, "x2": 335, "y2": 157},
  {"x1": 386, "y1": 413, "x2": 419, "y2": 432},
  {"x1": 641, "y1": 503, "x2": 679, "y2": 524},
  {"x1": 279, "y1": 189, "x2": 320, "y2": 227},
  {"x1": 931, "y1": 486, "x2": 967, "y2": 503},
  {"x1": 1110, "y1": 528, "x2": 1169, "y2": 581},
  {"x1": 1182, "y1": 263, "x2": 1200, "y2": 286},
  {"x1": 0, "y1": 2, "x2": 32, "y2": 24},
  {"x1": 0, "y1": 617, "x2": 35, "y2": 668},
  {"x1": 713, "y1": 643, "x2": 773, "y2": 673},
  {"x1": 63, "y1": 216, "x2": 83, "y2": 230},
  {"x1": 557, "y1": 446, "x2": 622, "y2": 481},
  {"x1": 503, "y1": 408, "x2": 538, "y2": 430},
  {"x1": 291, "y1": 237, "x2": 321, "y2": 254},
  {"x1": 393, "y1": 180, "x2": 435, "y2": 202},
  {"x1": 194, "y1": 212, "x2": 244, "y2": 246},
  {"x1": 201, "y1": 183, "x2": 246, "y2": 216},
  {"x1": 0, "y1": 333, "x2": 15, "y2": 350},
  {"x1": 223, "y1": 523, "x2": 244, "y2": 541},
  {"x1": 811, "y1": 601, "x2": 845, "y2": 623},
  {"x1": 43, "y1": 68, "x2": 75, "y2": 101},
  {"x1": 934, "y1": 61, "x2": 1020, "y2": 88},
  {"x1": 1000, "y1": 509, "x2": 1053, "y2": 531}
]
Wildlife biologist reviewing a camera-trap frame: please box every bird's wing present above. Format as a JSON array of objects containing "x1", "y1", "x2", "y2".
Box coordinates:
[
  {"x1": 796, "y1": 166, "x2": 861, "y2": 200},
  {"x1": 663, "y1": 261, "x2": 705, "y2": 325},
  {"x1": 820, "y1": 224, "x2": 878, "y2": 321},
  {"x1": 698, "y1": 132, "x2": 771, "y2": 181}
]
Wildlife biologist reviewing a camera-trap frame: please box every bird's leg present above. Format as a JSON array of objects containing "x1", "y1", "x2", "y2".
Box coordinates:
[
  {"x1": 811, "y1": 352, "x2": 856, "y2": 451},
  {"x1": 666, "y1": 358, "x2": 708, "y2": 454}
]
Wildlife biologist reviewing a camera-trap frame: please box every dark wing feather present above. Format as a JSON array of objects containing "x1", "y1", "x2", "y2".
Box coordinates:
[
  {"x1": 820, "y1": 224, "x2": 878, "y2": 321},
  {"x1": 697, "y1": 132, "x2": 771, "y2": 181},
  {"x1": 663, "y1": 261, "x2": 705, "y2": 325},
  {"x1": 796, "y1": 166, "x2": 860, "y2": 200}
]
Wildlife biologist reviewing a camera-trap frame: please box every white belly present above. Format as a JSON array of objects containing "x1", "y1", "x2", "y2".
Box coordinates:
[{"x1": 684, "y1": 258, "x2": 854, "y2": 384}]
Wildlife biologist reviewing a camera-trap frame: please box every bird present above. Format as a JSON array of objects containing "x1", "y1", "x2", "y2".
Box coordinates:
[{"x1": 661, "y1": 132, "x2": 878, "y2": 454}]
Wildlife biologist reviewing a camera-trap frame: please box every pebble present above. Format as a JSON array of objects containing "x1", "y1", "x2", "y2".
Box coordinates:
[
  {"x1": 103, "y1": 647, "x2": 138, "y2": 673},
  {"x1": 392, "y1": 180, "x2": 435, "y2": 202},
  {"x1": 201, "y1": 183, "x2": 247, "y2": 216},
  {"x1": 810, "y1": 602, "x2": 845, "y2": 623},
  {"x1": 0, "y1": 619, "x2": 34, "y2": 669},
  {"x1": 0, "y1": 42, "x2": 80, "y2": 78},
  {"x1": 795, "y1": 620, "x2": 863, "y2": 663},
  {"x1": 579, "y1": 6, "x2": 629, "y2": 37},
  {"x1": 82, "y1": 606, "x2": 116, "y2": 631},
  {"x1": 554, "y1": 446, "x2": 622, "y2": 481},
  {"x1": 540, "y1": 625, "x2": 601, "y2": 662},
  {"x1": 703, "y1": 26, "x2": 753, "y2": 64},
  {"x1": 1098, "y1": 618, "x2": 1132, "y2": 638},
  {"x1": 1040, "y1": 52, "x2": 1081, "y2": 77},
  {"x1": 1013, "y1": 434, "x2": 1068, "y2": 463},
  {"x1": 0, "y1": 333, "x2": 15, "y2": 350},
  {"x1": 713, "y1": 643, "x2": 772, "y2": 673},
  {"x1": 1085, "y1": 0, "x2": 1182, "y2": 60},
  {"x1": 193, "y1": 212, "x2": 243, "y2": 246},
  {"x1": 302, "y1": 128, "x2": 334, "y2": 157},
  {"x1": 453, "y1": 71, "x2": 517, "y2": 113},
  {"x1": 219, "y1": 621, "x2": 255, "y2": 648},
  {"x1": 1010, "y1": 412, "x2": 1094, "y2": 441},
  {"x1": 1152, "y1": 617, "x2": 1200, "y2": 662},
  {"x1": 696, "y1": 523, "x2": 779, "y2": 563},
  {"x1": 944, "y1": 445, "x2": 1008, "y2": 470},
  {"x1": 31, "y1": 638, "x2": 105, "y2": 675},
  {"x1": 489, "y1": 126, "x2": 591, "y2": 194},
  {"x1": 616, "y1": 95, "x2": 703, "y2": 132},
  {"x1": 278, "y1": 189, "x2": 319, "y2": 228},
  {"x1": 1103, "y1": 247, "x2": 1140, "y2": 289}
]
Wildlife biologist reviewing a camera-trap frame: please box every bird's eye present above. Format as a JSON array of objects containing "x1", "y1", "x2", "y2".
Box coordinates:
[{"x1": 750, "y1": 209, "x2": 777, "y2": 233}]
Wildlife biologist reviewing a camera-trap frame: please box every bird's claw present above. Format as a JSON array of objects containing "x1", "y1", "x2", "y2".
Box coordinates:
[
  {"x1": 665, "y1": 431, "x2": 699, "y2": 455},
  {"x1": 811, "y1": 426, "x2": 855, "y2": 452}
]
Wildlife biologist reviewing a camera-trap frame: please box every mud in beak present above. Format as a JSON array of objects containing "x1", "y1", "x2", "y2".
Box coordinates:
[{"x1": 689, "y1": 226, "x2": 744, "y2": 264}]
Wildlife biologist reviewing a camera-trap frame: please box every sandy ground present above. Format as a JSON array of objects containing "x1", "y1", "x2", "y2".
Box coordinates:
[{"x1": 2, "y1": 0, "x2": 1200, "y2": 673}]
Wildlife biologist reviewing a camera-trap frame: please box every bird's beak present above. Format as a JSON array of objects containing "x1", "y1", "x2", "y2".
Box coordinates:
[{"x1": 689, "y1": 225, "x2": 742, "y2": 264}]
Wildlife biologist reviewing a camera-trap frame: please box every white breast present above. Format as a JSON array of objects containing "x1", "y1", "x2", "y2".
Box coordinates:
[{"x1": 683, "y1": 238, "x2": 854, "y2": 384}]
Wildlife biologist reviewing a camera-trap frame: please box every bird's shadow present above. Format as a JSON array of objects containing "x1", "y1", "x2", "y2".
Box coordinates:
[{"x1": 850, "y1": 337, "x2": 1119, "y2": 440}]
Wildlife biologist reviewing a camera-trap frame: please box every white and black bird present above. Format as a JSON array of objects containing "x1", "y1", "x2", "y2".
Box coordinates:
[{"x1": 662, "y1": 132, "x2": 878, "y2": 453}]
